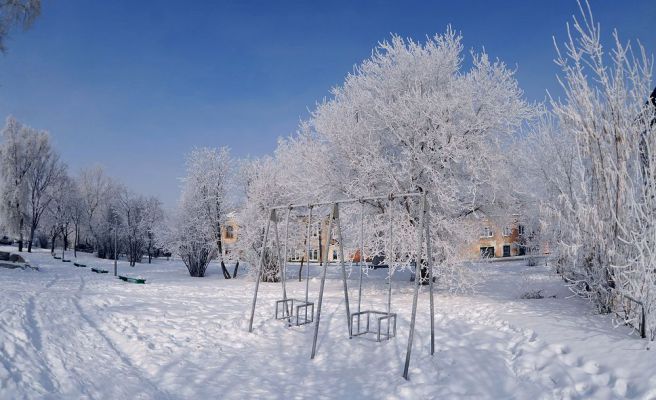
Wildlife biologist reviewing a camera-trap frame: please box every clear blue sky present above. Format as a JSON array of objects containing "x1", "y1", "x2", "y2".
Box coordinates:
[{"x1": 0, "y1": 0, "x2": 653, "y2": 207}]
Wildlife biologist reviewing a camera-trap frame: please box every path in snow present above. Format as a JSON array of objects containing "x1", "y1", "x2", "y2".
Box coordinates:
[{"x1": 0, "y1": 248, "x2": 654, "y2": 399}]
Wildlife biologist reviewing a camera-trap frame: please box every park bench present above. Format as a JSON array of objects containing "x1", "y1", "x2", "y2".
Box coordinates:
[{"x1": 118, "y1": 275, "x2": 146, "y2": 284}]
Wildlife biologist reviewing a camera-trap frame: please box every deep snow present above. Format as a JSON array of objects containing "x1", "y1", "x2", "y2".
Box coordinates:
[{"x1": 0, "y1": 247, "x2": 654, "y2": 399}]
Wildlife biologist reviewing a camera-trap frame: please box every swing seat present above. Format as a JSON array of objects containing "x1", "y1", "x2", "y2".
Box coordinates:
[
  {"x1": 350, "y1": 310, "x2": 397, "y2": 342},
  {"x1": 275, "y1": 298, "x2": 314, "y2": 326}
]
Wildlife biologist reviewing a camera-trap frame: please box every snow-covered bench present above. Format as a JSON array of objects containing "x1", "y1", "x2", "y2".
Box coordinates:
[{"x1": 118, "y1": 275, "x2": 146, "y2": 284}]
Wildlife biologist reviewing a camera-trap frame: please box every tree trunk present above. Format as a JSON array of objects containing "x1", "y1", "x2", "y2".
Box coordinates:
[
  {"x1": 232, "y1": 261, "x2": 239, "y2": 278},
  {"x1": 73, "y1": 224, "x2": 78, "y2": 258},
  {"x1": 27, "y1": 223, "x2": 36, "y2": 253},
  {"x1": 318, "y1": 224, "x2": 323, "y2": 266},
  {"x1": 298, "y1": 256, "x2": 305, "y2": 282},
  {"x1": 220, "y1": 261, "x2": 231, "y2": 279},
  {"x1": 18, "y1": 216, "x2": 24, "y2": 252},
  {"x1": 217, "y1": 235, "x2": 231, "y2": 279}
]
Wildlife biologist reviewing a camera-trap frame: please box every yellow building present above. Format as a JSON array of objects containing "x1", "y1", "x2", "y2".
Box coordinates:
[
  {"x1": 220, "y1": 213, "x2": 239, "y2": 257},
  {"x1": 467, "y1": 215, "x2": 530, "y2": 259}
]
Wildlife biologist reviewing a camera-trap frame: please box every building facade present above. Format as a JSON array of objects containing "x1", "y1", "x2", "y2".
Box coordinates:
[{"x1": 467, "y1": 215, "x2": 530, "y2": 259}]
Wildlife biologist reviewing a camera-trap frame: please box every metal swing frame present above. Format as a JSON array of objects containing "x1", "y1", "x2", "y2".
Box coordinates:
[{"x1": 247, "y1": 192, "x2": 434, "y2": 380}]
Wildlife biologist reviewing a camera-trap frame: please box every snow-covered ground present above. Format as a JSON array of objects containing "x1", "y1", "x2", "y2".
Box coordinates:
[{"x1": 0, "y1": 247, "x2": 654, "y2": 399}]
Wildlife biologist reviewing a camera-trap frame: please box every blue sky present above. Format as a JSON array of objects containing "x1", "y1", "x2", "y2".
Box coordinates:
[{"x1": 0, "y1": 0, "x2": 654, "y2": 207}]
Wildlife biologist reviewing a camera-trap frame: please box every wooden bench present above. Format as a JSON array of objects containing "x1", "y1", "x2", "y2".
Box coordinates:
[
  {"x1": 91, "y1": 267, "x2": 108, "y2": 274},
  {"x1": 118, "y1": 275, "x2": 146, "y2": 284}
]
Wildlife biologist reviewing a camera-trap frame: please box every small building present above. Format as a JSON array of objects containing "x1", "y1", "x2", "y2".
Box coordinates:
[
  {"x1": 467, "y1": 215, "x2": 534, "y2": 259},
  {"x1": 220, "y1": 213, "x2": 239, "y2": 257}
]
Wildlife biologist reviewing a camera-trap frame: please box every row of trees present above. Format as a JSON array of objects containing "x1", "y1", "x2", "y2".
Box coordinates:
[
  {"x1": 515, "y1": 3, "x2": 656, "y2": 338},
  {"x1": 0, "y1": 117, "x2": 164, "y2": 266}
]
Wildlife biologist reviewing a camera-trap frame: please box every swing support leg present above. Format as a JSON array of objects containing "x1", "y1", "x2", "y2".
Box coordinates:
[
  {"x1": 248, "y1": 209, "x2": 274, "y2": 333},
  {"x1": 403, "y1": 193, "x2": 428, "y2": 380},
  {"x1": 426, "y1": 207, "x2": 435, "y2": 355},
  {"x1": 310, "y1": 203, "x2": 337, "y2": 359}
]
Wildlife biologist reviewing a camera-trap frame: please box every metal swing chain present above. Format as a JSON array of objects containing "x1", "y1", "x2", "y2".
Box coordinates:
[
  {"x1": 305, "y1": 206, "x2": 313, "y2": 303},
  {"x1": 357, "y1": 200, "x2": 365, "y2": 334},
  {"x1": 281, "y1": 207, "x2": 291, "y2": 315},
  {"x1": 387, "y1": 194, "x2": 394, "y2": 316}
]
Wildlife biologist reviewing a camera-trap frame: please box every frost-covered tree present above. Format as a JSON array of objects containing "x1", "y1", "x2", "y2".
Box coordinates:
[
  {"x1": 163, "y1": 147, "x2": 235, "y2": 277},
  {"x1": 44, "y1": 174, "x2": 77, "y2": 256},
  {"x1": 115, "y1": 190, "x2": 163, "y2": 266},
  {"x1": 0, "y1": 116, "x2": 51, "y2": 252},
  {"x1": 25, "y1": 133, "x2": 66, "y2": 252},
  {"x1": 243, "y1": 29, "x2": 535, "y2": 288},
  {"x1": 520, "y1": 2, "x2": 656, "y2": 338},
  {"x1": 187, "y1": 147, "x2": 236, "y2": 278},
  {"x1": 141, "y1": 196, "x2": 164, "y2": 264},
  {"x1": 118, "y1": 189, "x2": 147, "y2": 266},
  {"x1": 77, "y1": 166, "x2": 118, "y2": 258},
  {"x1": 67, "y1": 180, "x2": 85, "y2": 257},
  {"x1": 238, "y1": 155, "x2": 293, "y2": 282}
]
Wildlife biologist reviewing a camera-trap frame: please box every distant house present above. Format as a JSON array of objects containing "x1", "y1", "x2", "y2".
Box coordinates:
[
  {"x1": 220, "y1": 213, "x2": 239, "y2": 257},
  {"x1": 467, "y1": 215, "x2": 541, "y2": 259}
]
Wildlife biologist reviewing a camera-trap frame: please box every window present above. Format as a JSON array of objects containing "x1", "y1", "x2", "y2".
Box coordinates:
[
  {"x1": 502, "y1": 226, "x2": 512, "y2": 237},
  {"x1": 312, "y1": 249, "x2": 318, "y2": 260},
  {"x1": 225, "y1": 225, "x2": 234, "y2": 239},
  {"x1": 480, "y1": 226, "x2": 493, "y2": 238},
  {"x1": 518, "y1": 225, "x2": 525, "y2": 236},
  {"x1": 333, "y1": 250, "x2": 338, "y2": 260}
]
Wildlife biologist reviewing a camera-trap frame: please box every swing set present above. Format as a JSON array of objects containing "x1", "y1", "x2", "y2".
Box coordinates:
[{"x1": 248, "y1": 192, "x2": 435, "y2": 380}]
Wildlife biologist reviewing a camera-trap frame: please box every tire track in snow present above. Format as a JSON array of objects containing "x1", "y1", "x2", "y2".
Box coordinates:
[
  {"x1": 19, "y1": 273, "x2": 60, "y2": 393},
  {"x1": 71, "y1": 274, "x2": 177, "y2": 400}
]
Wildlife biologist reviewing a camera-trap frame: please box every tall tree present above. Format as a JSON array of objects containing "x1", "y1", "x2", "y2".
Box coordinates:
[
  {"x1": 160, "y1": 147, "x2": 234, "y2": 277},
  {"x1": 26, "y1": 133, "x2": 65, "y2": 252},
  {"x1": 0, "y1": 116, "x2": 48, "y2": 251},
  {"x1": 78, "y1": 166, "x2": 115, "y2": 257}
]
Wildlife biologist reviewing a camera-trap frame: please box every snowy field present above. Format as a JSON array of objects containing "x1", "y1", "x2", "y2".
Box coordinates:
[{"x1": 1, "y1": 247, "x2": 655, "y2": 399}]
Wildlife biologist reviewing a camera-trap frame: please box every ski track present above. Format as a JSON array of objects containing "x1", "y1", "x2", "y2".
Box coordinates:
[{"x1": 1, "y1": 251, "x2": 654, "y2": 399}]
